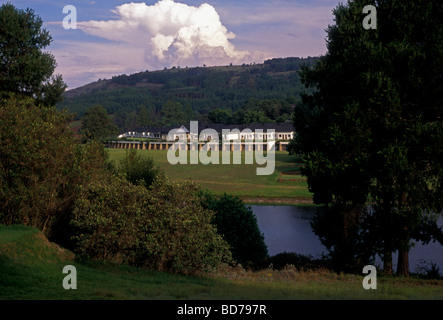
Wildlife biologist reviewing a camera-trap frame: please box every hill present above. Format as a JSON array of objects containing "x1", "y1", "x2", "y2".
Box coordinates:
[{"x1": 59, "y1": 57, "x2": 318, "y2": 130}]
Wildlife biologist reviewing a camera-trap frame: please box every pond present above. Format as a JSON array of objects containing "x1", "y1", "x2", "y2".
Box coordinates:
[{"x1": 251, "y1": 205, "x2": 443, "y2": 274}]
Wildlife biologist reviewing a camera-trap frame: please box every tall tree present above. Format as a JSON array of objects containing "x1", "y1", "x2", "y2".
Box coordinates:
[
  {"x1": 81, "y1": 105, "x2": 118, "y2": 140},
  {"x1": 294, "y1": 0, "x2": 443, "y2": 276},
  {"x1": 0, "y1": 95, "x2": 111, "y2": 242},
  {"x1": 0, "y1": 3, "x2": 66, "y2": 105},
  {"x1": 137, "y1": 106, "x2": 151, "y2": 127},
  {"x1": 160, "y1": 100, "x2": 186, "y2": 126},
  {"x1": 208, "y1": 108, "x2": 232, "y2": 124},
  {"x1": 0, "y1": 3, "x2": 111, "y2": 246}
]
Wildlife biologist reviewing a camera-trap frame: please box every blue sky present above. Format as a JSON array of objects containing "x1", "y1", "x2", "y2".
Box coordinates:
[{"x1": 10, "y1": 0, "x2": 341, "y2": 89}]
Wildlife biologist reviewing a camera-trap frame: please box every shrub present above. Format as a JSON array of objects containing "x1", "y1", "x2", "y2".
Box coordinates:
[
  {"x1": 71, "y1": 177, "x2": 232, "y2": 274},
  {"x1": 267, "y1": 252, "x2": 329, "y2": 271},
  {"x1": 118, "y1": 149, "x2": 163, "y2": 188},
  {"x1": 200, "y1": 191, "x2": 268, "y2": 269},
  {"x1": 140, "y1": 179, "x2": 232, "y2": 273},
  {"x1": 70, "y1": 175, "x2": 146, "y2": 262}
]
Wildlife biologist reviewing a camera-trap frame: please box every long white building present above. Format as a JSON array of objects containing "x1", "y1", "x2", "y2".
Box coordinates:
[{"x1": 119, "y1": 122, "x2": 295, "y2": 141}]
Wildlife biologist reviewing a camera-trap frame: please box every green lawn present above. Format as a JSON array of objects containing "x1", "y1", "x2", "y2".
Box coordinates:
[
  {"x1": 1, "y1": 225, "x2": 442, "y2": 301},
  {"x1": 106, "y1": 149, "x2": 312, "y2": 203}
]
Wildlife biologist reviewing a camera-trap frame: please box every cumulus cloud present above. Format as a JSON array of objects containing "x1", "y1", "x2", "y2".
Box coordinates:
[{"x1": 78, "y1": 0, "x2": 255, "y2": 68}]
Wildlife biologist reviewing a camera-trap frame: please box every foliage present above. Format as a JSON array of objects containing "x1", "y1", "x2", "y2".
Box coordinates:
[
  {"x1": 136, "y1": 106, "x2": 151, "y2": 127},
  {"x1": 199, "y1": 190, "x2": 268, "y2": 269},
  {"x1": 208, "y1": 108, "x2": 232, "y2": 124},
  {"x1": 293, "y1": 0, "x2": 443, "y2": 275},
  {"x1": 206, "y1": 99, "x2": 293, "y2": 125},
  {"x1": 160, "y1": 100, "x2": 187, "y2": 126},
  {"x1": 415, "y1": 261, "x2": 442, "y2": 280},
  {"x1": 81, "y1": 105, "x2": 119, "y2": 140},
  {"x1": 118, "y1": 149, "x2": 163, "y2": 188},
  {"x1": 267, "y1": 252, "x2": 328, "y2": 271},
  {"x1": 0, "y1": 2, "x2": 66, "y2": 105},
  {"x1": 311, "y1": 205, "x2": 373, "y2": 273},
  {"x1": 60, "y1": 57, "x2": 316, "y2": 129},
  {"x1": 0, "y1": 95, "x2": 111, "y2": 244},
  {"x1": 0, "y1": 3, "x2": 113, "y2": 246},
  {"x1": 71, "y1": 177, "x2": 232, "y2": 274}
]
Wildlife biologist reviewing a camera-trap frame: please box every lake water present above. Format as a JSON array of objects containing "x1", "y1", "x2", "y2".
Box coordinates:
[{"x1": 251, "y1": 205, "x2": 443, "y2": 273}]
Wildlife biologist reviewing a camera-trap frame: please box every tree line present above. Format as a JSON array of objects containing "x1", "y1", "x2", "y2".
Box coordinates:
[{"x1": 60, "y1": 57, "x2": 317, "y2": 130}]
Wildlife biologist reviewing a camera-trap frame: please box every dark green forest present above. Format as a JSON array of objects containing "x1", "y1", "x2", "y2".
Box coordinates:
[{"x1": 59, "y1": 57, "x2": 318, "y2": 129}]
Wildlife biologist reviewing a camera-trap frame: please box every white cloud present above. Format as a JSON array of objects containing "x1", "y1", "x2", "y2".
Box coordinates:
[
  {"x1": 77, "y1": 0, "x2": 255, "y2": 68},
  {"x1": 51, "y1": 40, "x2": 145, "y2": 89}
]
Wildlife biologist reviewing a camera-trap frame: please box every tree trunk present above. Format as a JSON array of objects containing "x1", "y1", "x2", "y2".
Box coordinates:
[
  {"x1": 383, "y1": 251, "x2": 393, "y2": 275},
  {"x1": 397, "y1": 192, "x2": 410, "y2": 277},
  {"x1": 397, "y1": 247, "x2": 409, "y2": 277}
]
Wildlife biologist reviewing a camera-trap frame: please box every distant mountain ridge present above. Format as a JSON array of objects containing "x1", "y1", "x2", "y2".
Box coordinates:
[{"x1": 59, "y1": 57, "x2": 318, "y2": 130}]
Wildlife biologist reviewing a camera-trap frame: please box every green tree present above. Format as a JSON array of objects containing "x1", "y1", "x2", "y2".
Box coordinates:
[
  {"x1": 233, "y1": 109, "x2": 271, "y2": 125},
  {"x1": 0, "y1": 3, "x2": 66, "y2": 105},
  {"x1": 208, "y1": 108, "x2": 232, "y2": 124},
  {"x1": 161, "y1": 100, "x2": 186, "y2": 126},
  {"x1": 137, "y1": 106, "x2": 151, "y2": 127},
  {"x1": 0, "y1": 95, "x2": 112, "y2": 244},
  {"x1": 124, "y1": 109, "x2": 138, "y2": 130},
  {"x1": 293, "y1": 0, "x2": 443, "y2": 276},
  {"x1": 0, "y1": 3, "x2": 112, "y2": 247},
  {"x1": 81, "y1": 105, "x2": 118, "y2": 140},
  {"x1": 200, "y1": 191, "x2": 268, "y2": 268},
  {"x1": 260, "y1": 99, "x2": 281, "y2": 120}
]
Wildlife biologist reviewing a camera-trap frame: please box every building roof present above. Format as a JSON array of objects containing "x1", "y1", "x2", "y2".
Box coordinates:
[{"x1": 126, "y1": 122, "x2": 294, "y2": 135}]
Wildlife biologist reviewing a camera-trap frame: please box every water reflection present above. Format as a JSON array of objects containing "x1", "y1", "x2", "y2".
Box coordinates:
[
  {"x1": 251, "y1": 205, "x2": 326, "y2": 258},
  {"x1": 251, "y1": 205, "x2": 443, "y2": 273}
]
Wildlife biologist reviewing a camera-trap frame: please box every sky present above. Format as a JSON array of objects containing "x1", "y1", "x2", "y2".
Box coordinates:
[{"x1": 10, "y1": 0, "x2": 341, "y2": 90}]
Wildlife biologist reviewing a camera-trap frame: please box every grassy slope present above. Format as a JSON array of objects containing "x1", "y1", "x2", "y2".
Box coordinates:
[
  {"x1": 1, "y1": 225, "x2": 442, "y2": 300},
  {"x1": 106, "y1": 149, "x2": 313, "y2": 203}
]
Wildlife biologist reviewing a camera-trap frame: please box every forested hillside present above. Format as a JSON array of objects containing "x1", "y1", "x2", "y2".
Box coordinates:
[{"x1": 59, "y1": 57, "x2": 318, "y2": 130}]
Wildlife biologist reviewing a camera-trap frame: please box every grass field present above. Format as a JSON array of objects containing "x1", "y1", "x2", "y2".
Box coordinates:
[
  {"x1": 106, "y1": 149, "x2": 313, "y2": 204},
  {"x1": 1, "y1": 225, "x2": 442, "y2": 301}
]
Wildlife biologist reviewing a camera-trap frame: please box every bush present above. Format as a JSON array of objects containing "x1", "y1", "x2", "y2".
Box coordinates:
[
  {"x1": 267, "y1": 252, "x2": 329, "y2": 271},
  {"x1": 200, "y1": 191, "x2": 268, "y2": 269},
  {"x1": 118, "y1": 149, "x2": 163, "y2": 188},
  {"x1": 71, "y1": 177, "x2": 232, "y2": 274}
]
